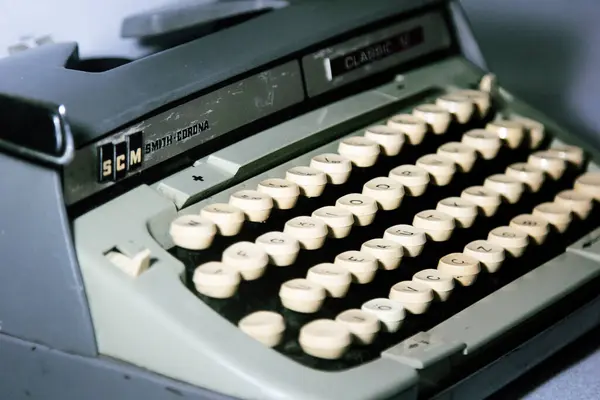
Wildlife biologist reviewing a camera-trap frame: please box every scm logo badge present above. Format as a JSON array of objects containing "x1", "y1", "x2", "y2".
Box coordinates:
[{"x1": 97, "y1": 131, "x2": 143, "y2": 183}]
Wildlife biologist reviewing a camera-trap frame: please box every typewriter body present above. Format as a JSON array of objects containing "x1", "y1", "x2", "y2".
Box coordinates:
[{"x1": 1, "y1": 1, "x2": 600, "y2": 399}]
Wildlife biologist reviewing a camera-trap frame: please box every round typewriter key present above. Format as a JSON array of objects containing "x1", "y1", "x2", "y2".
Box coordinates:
[
  {"x1": 257, "y1": 178, "x2": 300, "y2": 210},
  {"x1": 222, "y1": 241, "x2": 269, "y2": 280},
  {"x1": 416, "y1": 154, "x2": 456, "y2": 186},
  {"x1": 229, "y1": 190, "x2": 273, "y2": 222},
  {"x1": 193, "y1": 262, "x2": 241, "y2": 299},
  {"x1": 284, "y1": 216, "x2": 328, "y2": 250},
  {"x1": 200, "y1": 203, "x2": 245, "y2": 236},
  {"x1": 255, "y1": 232, "x2": 300, "y2": 266},
  {"x1": 338, "y1": 136, "x2": 380, "y2": 167},
  {"x1": 335, "y1": 309, "x2": 380, "y2": 345},
  {"x1": 362, "y1": 177, "x2": 405, "y2": 210},
  {"x1": 574, "y1": 172, "x2": 600, "y2": 200},
  {"x1": 412, "y1": 269, "x2": 455, "y2": 302},
  {"x1": 389, "y1": 164, "x2": 430, "y2": 196},
  {"x1": 464, "y1": 240, "x2": 505, "y2": 273},
  {"x1": 310, "y1": 153, "x2": 352, "y2": 185},
  {"x1": 437, "y1": 142, "x2": 477, "y2": 172},
  {"x1": 299, "y1": 319, "x2": 352, "y2": 360},
  {"x1": 437, "y1": 253, "x2": 481, "y2": 287},
  {"x1": 436, "y1": 93, "x2": 475, "y2": 123},
  {"x1": 461, "y1": 129, "x2": 502, "y2": 160},
  {"x1": 484, "y1": 174, "x2": 525, "y2": 204},
  {"x1": 311, "y1": 206, "x2": 354, "y2": 238},
  {"x1": 279, "y1": 278, "x2": 326, "y2": 313},
  {"x1": 306, "y1": 263, "x2": 352, "y2": 298},
  {"x1": 335, "y1": 250, "x2": 378, "y2": 284},
  {"x1": 413, "y1": 210, "x2": 455, "y2": 242},
  {"x1": 456, "y1": 89, "x2": 491, "y2": 117},
  {"x1": 238, "y1": 311, "x2": 285, "y2": 348},
  {"x1": 479, "y1": 73, "x2": 496, "y2": 93},
  {"x1": 285, "y1": 166, "x2": 327, "y2": 197},
  {"x1": 389, "y1": 281, "x2": 434, "y2": 314},
  {"x1": 386, "y1": 114, "x2": 427, "y2": 145},
  {"x1": 487, "y1": 226, "x2": 529, "y2": 257},
  {"x1": 335, "y1": 193, "x2": 378, "y2": 226},
  {"x1": 510, "y1": 116, "x2": 545, "y2": 149},
  {"x1": 383, "y1": 224, "x2": 427, "y2": 257},
  {"x1": 510, "y1": 214, "x2": 550, "y2": 245},
  {"x1": 413, "y1": 104, "x2": 452, "y2": 134},
  {"x1": 485, "y1": 120, "x2": 524, "y2": 149},
  {"x1": 361, "y1": 239, "x2": 403, "y2": 270},
  {"x1": 505, "y1": 163, "x2": 545, "y2": 192},
  {"x1": 364, "y1": 125, "x2": 405, "y2": 156},
  {"x1": 533, "y1": 202, "x2": 572, "y2": 233},
  {"x1": 361, "y1": 298, "x2": 406, "y2": 333},
  {"x1": 527, "y1": 151, "x2": 566, "y2": 180},
  {"x1": 436, "y1": 197, "x2": 478, "y2": 228},
  {"x1": 461, "y1": 186, "x2": 502, "y2": 217},
  {"x1": 169, "y1": 214, "x2": 217, "y2": 250},
  {"x1": 555, "y1": 190, "x2": 593, "y2": 219},
  {"x1": 547, "y1": 145, "x2": 585, "y2": 167}
]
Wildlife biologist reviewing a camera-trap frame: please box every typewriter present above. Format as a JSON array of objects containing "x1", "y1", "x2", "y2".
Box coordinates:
[{"x1": 1, "y1": 1, "x2": 600, "y2": 399}]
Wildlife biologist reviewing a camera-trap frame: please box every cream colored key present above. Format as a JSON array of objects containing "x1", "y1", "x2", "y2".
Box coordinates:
[
  {"x1": 413, "y1": 210, "x2": 455, "y2": 242},
  {"x1": 574, "y1": 172, "x2": 600, "y2": 200},
  {"x1": 436, "y1": 93, "x2": 475, "y2": 123},
  {"x1": 200, "y1": 203, "x2": 245, "y2": 236},
  {"x1": 412, "y1": 269, "x2": 454, "y2": 302},
  {"x1": 284, "y1": 216, "x2": 328, "y2": 250},
  {"x1": 238, "y1": 311, "x2": 285, "y2": 347},
  {"x1": 389, "y1": 281, "x2": 434, "y2": 314},
  {"x1": 361, "y1": 298, "x2": 406, "y2": 333},
  {"x1": 306, "y1": 263, "x2": 352, "y2": 298},
  {"x1": 257, "y1": 178, "x2": 300, "y2": 210},
  {"x1": 336, "y1": 193, "x2": 378, "y2": 226},
  {"x1": 510, "y1": 214, "x2": 550, "y2": 245},
  {"x1": 462, "y1": 129, "x2": 502, "y2": 160},
  {"x1": 310, "y1": 153, "x2": 352, "y2": 185},
  {"x1": 387, "y1": 114, "x2": 427, "y2": 145},
  {"x1": 299, "y1": 319, "x2": 352, "y2": 359},
  {"x1": 436, "y1": 197, "x2": 478, "y2": 228},
  {"x1": 416, "y1": 154, "x2": 456, "y2": 186},
  {"x1": 311, "y1": 206, "x2": 354, "y2": 239},
  {"x1": 555, "y1": 190, "x2": 593, "y2": 219},
  {"x1": 338, "y1": 136, "x2": 380, "y2": 167},
  {"x1": 533, "y1": 202, "x2": 572, "y2": 233},
  {"x1": 548, "y1": 145, "x2": 585, "y2": 167},
  {"x1": 361, "y1": 239, "x2": 403, "y2": 270},
  {"x1": 413, "y1": 104, "x2": 452, "y2": 134},
  {"x1": 487, "y1": 226, "x2": 529, "y2": 257},
  {"x1": 335, "y1": 309, "x2": 380, "y2": 345},
  {"x1": 193, "y1": 262, "x2": 241, "y2": 299},
  {"x1": 527, "y1": 151, "x2": 566, "y2": 180},
  {"x1": 464, "y1": 240, "x2": 505, "y2": 273},
  {"x1": 223, "y1": 241, "x2": 269, "y2": 280},
  {"x1": 510, "y1": 115, "x2": 545, "y2": 148},
  {"x1": 285, "y1": 166, "x2": 327, "y2": 197},
  {"x1": 279, "y1": 278, "x2": 326, "y2": 313},
  {"x1": 505, "y1": 163, "x2": 545, "y2": 192},
  {"x1": 437, "y1": 142, "x2": 477, "y2": 172},
  {"x1": 484, "y1": 174, "x2": 525, "y2": 204},
  {"x1": 335, "y1": 251, "x2": 378, "y2": 284},
  {"x1": 383, "y1": 224, "x2": 427, "y2": 257},
  {"x1": 461, "y1": 186, "x2": 502, "y2": 217},
  {"x1": 229, "y1": 190, "x2": 274, "y2": 222},
  {"x1": 364, "y1": 125, "x2": 405, "y2": 156},
  {"x1": 486, "y1": 120, "x2": 524, "y2": 149},
  {"x1": 362, "y1": 177, "x2": 405, "y2": 210},
  {"x1": 437, "y1": 253, "x2": 481, "y2": 287},
  {"x1": 169, "y1": 215, "x2": 217, "y2": 250},
  {"x1": 456, "y1": 89, "x2": 491, "y2": 117},
  {"x1": 255, "y1": 231, "x2": 300, "y2": 266},
  {"x1": 479, "y1": 73, "x2": 496, "y2": 93},
  {"x1": 389, "y1": 164, "x2": 430, "y2": 196}
]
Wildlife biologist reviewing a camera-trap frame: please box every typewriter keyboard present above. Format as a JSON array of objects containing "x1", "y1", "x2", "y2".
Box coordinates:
[{"x1": 165, "y1": 85, "x2": 600, "y2": 372}]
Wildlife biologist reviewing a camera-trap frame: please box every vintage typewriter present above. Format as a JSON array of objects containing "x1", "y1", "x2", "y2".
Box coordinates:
[{"x1": 1, "y1": 1, "x2": 600, "y2": 399}]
